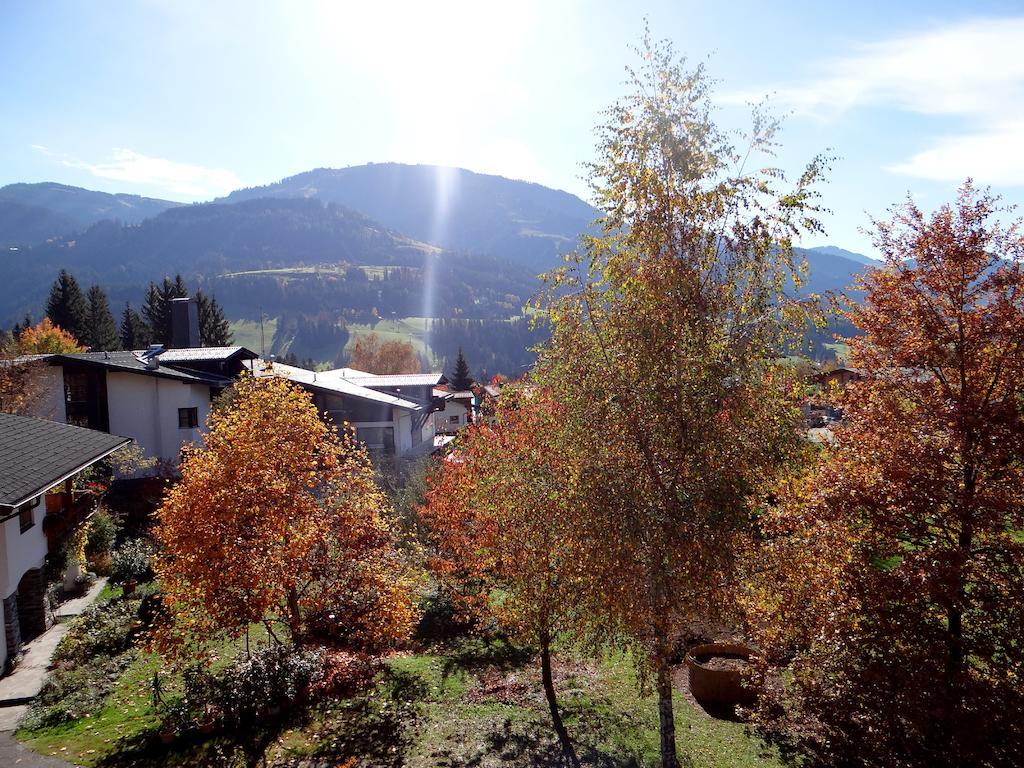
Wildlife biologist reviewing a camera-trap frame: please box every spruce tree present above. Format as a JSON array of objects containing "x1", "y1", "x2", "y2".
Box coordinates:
[
  {"x1": 450, "y1": 347, "x2": 473, "y2": 390},
  {"x1": 142, "y1": 276, "x2": 188, "y2": 345},
  {"x1": 120, "y1": 302, "x2": 152, "y2": 350},
  {"x1": 45, "y1": 270, "x2": 89, "y2": 344},
  {"x1": 84, "y1": 285, "x2": 120, "y2": 351},
  {"x1": 196, "y1": 291, "x2": 232, "y2": 346}
]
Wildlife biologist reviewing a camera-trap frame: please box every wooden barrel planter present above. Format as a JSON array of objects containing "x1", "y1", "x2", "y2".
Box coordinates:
[{"x1": 685, "y1": 642, "x2": 757, "y2": 708}]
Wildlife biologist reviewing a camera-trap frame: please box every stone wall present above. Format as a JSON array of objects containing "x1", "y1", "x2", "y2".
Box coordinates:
[
  {"x1": 3, "y1": 593, "x2": 20, "y2": 670},
  {"x1": 16, "y1": 568, "x2": 51, "y2": 642}
]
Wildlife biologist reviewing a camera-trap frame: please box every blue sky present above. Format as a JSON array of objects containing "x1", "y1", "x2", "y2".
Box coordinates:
[{"x1": 3, "y1": 0, "x2": 1024, "y2": 254}]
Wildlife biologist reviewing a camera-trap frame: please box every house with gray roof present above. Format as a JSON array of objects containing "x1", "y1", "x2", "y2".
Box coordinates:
[
  {"x1": 0, "y1": 412, "x2": 130, "y2": 672},
  {"x1": 245, "y1": 361, "x2": 446, "y2": 459},
  {"x1": 25, "y1": 343, "x2": 257, "y2": 467}
]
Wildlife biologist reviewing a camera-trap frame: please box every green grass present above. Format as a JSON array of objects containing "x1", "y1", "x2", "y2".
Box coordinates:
[
  {"x1": 19, "y1": 629, "x2": 782, "y2": 768},
  {"x1": 228, "y1": 317, "x2": 277, "y2": 355},
  {"x1": 345, "y1": 318, "x2": 437, "y2": 364},
  {"x1": 824, "y1": 342, "x2": 850, "y2": 363}
]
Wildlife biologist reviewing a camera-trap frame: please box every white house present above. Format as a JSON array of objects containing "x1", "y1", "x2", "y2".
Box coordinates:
[
  {"x1": 246, "y1": 361, "x2": 445, "y2": 459},
  {"x1": 433, "y1": 388, "x2": 476, "y2": 434},
  {"x1": 27, "y1": 345, "x2": 256, "y2": 466},
  {"x1": 0, "y1": 413, "x2": 130, "y2": 671}
]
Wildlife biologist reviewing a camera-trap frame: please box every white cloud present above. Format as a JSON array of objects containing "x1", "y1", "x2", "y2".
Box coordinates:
[
  {"x1": 726, "y1": 17, "x2": 1024, "y2": 185},
  {"x1": 888, "y1": 120, "x2": 1024, "y2": 185},
  {"x1": 35, "y1": 146, "x2": 242, "y2": 198}
]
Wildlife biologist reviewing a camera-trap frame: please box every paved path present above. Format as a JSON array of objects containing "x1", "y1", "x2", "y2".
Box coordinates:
[{"x1": 0, "y1": 579, "x2": 108, "y2": 767}]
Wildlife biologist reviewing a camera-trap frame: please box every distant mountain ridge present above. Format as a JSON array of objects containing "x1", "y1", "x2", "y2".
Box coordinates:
[
  {"x1": 220, "y1": 163, "x2": 599, "y2": 272},
  {"x1": 0, "y1": 181, "x2": 181, "y2": 246}
]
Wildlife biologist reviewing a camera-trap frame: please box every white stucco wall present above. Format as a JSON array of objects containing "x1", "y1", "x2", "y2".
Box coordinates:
[
  {"x1": 106, "y1": 373, "x2": 212, "y2": 463},
  {"x1": 434, "y1": 400, "x2": 469, "y2": 432},
  {"x1": 0, "y1": 497, "x2": 48, "y2": 670}
]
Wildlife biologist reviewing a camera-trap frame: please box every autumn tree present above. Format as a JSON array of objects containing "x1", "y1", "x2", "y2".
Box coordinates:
[
  {"x1": 423, "y1": 388, "x2": 584, "y2": 765},
  {"x1": 154, "y1": 374, "x2": 418, "y2": 655},
  {"x1": 45, "y1": 269, "x2": 89, "y2": 343},
  {"x1": 17, "y1": 318, "x2": 85, "y2": 354},
  {"x1": 0, "y1": 335, "x2": 44, "y2": 414},
  {"x1": 347, "y1": 332, "x2": 421, "y2": 374},
  {"x1": 533, "y1": 34, "x2": 826, "y2": 768},
  {"x1": 745, "y1": 183, "x2": 1024, "y2": 768}
]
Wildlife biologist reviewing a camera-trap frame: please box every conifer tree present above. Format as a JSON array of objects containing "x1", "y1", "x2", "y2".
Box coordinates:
[
  {"x1": 45, "y1": 270, "x2": 89, "y2": 343},
  {"x1": 84, "y1": 285, "x2": 120, "y2": 351},
  {"x1": 450, "y1": 347, "x2": 473, "y2": 390},
  {"x1": 119, "y1": 302, "x2": 152, "y2": 350},
  {"x1": 196, "y1": 291, "x2": 232, "y2": 346},
  {"x1": 143, "y1": 276, "x2": 188, "y2": 345}
]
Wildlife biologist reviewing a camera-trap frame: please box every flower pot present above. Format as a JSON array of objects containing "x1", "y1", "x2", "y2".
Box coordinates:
[
  {"x1": 685, "y1": 642, "x2": 757, "y2": 708},
  {"x1": 159, "y1": 729, "x2": 176, "y2": 745},
  {"x1": 62, "y1": 561, "x2": 82, "y2": 592},
  {"x1": 123, "y1": 579, "x2": 137, "y2": 596}
]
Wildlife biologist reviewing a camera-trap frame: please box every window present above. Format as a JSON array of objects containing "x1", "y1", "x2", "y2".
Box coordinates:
[
  {"x1": 19, "y1": 498, "x2": 38, "y2": 533},
  {"x1": 178, "y1": 407, "x2": 199, "y2": 429},
  {"x1": 449, "y1": 415, "x2": 460, "y2": 424}
]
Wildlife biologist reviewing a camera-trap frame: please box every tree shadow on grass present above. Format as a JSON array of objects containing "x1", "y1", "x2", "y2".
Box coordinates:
[
  {"x1": 93, "y1": 669, "x2": 429, "y2": 768},
  {"x1": 440, "y1": 635, "x2": 535, "y2": 682}
]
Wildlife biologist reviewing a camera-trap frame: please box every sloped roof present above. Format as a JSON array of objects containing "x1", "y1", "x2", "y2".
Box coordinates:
[
  {"x1": 244, "y1": 361, "x2": 422, "y2": 410},
  {"x1": 343, "y1": 373, "x2": 445, "y2": 388},
  {"x1": 0, "y1": 412, "x2": 131, "y2": 508},
  {"x1": 45, "y1": 352, "x2": 233, "y2": 386},
  {"x1": 153, "y1": 346, "x2": 257, "y2": 363}
]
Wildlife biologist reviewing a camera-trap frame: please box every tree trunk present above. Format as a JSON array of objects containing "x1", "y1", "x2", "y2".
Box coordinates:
[
  {"x1": 656, "y1": 659, "x2": 681, "y2": 768},
  {"x1": 540, "y1": 628, "x2": 580, "y2": 768}
]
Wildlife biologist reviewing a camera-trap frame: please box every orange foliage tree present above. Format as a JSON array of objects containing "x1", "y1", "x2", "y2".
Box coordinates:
[
  {"x1": 17, "y1": 318, "x2": 85, "y2": 354},
  {"x1": 422, "y1": 388, "x2": 585, "y2": 766},
  {"x1": 745, "y1": 182, "x2": 1024, "y2": 768},
  {"x1": 154, "y1": 374, "x2": 419, "y2": 655},
  {"x1": 347, "y1": 332, "x2": 421, "y2": 374}
]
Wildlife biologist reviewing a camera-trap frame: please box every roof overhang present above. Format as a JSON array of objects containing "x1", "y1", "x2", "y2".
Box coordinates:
[{"x1": 0, "y1": 435, "x2": 132, "y2": 512}]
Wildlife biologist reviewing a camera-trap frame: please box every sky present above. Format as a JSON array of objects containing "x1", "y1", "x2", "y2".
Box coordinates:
[{"x1": 3, "y1": 0, "x2": 1024, "y2": 254}]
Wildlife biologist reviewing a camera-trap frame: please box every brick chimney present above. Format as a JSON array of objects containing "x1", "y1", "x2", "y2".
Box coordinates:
[{"x1": 170, "y1": 297, "x2": 201, "y2": 348}]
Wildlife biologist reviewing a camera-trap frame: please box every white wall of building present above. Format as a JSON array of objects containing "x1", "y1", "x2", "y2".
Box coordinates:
[
  {"x1": 434, "y1": 400, "x2": 470, "y2": 433},
  {"x1": 0, "y1": 496, "x2": 50, "y2": 670},
  {"x1": 106, "y1": 373, "x2": 211, "y2": 463}
]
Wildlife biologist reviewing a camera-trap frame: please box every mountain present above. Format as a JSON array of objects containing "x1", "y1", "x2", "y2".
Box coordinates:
[
  {"x1": 0, "y1": 182, "x2": 182, "y2": 246},
  {"x1": 0, "y1": 196, "x2": 540, "y2": 326},
  {"x1": 797, "y1": 247, "x2": 870, "y2": 297},
  {"x1": 806, "y1": 245, "x2": 879, "y2": 267},
  {"x1": 220, "y1": 163, "x2": 599, "y2": 273}
]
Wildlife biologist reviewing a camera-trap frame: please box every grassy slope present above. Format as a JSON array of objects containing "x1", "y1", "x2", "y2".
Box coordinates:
[{"x1": 19, "y1": 630, "x2": 780, "y2": 768}]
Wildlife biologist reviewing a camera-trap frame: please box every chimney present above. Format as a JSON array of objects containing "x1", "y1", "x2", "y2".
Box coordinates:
[{"x1": 171, "y1": 297, "x2": 201, "y2": 348}]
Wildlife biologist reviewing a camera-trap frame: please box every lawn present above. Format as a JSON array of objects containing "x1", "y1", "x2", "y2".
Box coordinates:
[{"x1": 18, "y1": 620, "x2": 782, "y2": 768}]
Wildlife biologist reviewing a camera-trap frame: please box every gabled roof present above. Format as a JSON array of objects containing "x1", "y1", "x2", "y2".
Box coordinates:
[
  {"x1": 44, "y1": 351, "x2": 233, "y2": 386},
  {"x1": 0, "y1": 412, "x2": 132, "y2": 508},
  {"x1": 244, "y1": 361, "x2": 423, "y2": 410}
]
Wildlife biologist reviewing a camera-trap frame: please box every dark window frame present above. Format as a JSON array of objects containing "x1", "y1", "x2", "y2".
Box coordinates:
[
  {"x1": 178, "y1": 407, "x2": 199, "y2": 429},
  {"x1": 19, "y1": 497, "x2": 38, "y2": 533}
]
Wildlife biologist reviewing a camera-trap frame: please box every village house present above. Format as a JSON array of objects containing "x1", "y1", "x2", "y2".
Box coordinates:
[
  {"x1": 432, "y1": 387, "x2": 476, "y2": 434},
  {"x1": 245, "y1": 361, "x2": 446, "y2": 459},
  {"x1": 0, "y1": 412, "x2": 130, "y2": 672}
]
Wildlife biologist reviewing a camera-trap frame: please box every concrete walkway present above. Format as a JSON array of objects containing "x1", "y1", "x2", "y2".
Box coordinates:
[{"x1": 0, "y1": 579, "x2": 108, "y2": 731}]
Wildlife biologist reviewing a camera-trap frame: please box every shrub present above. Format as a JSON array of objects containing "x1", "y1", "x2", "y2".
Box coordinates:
[
  {"x1": 198, "y1": 646, "x2": 324, "y2": 724},
  {"x1": 85, "y1": 510, "x2": 118, "y2": 558},
  {"x1": 53, "y1": 597, "x2": 143, "y2": 664},
  {"x1": 110, "y1": 538, "x2": 153, "y2": 584}
]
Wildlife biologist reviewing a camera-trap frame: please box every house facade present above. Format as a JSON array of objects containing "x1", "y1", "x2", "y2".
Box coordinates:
[
  {"x1": 0, "y1": 413, "x2": 130, "y2": 671},
  {"x1": 433, "y1": 389, "x2": 476, "y2": 434},
  {"x1": 246, "y1": 362, "x2": 445, "y2": 459},
  {"x1": 27, "y1": 346, "x2": 256, "y2": 466}
]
